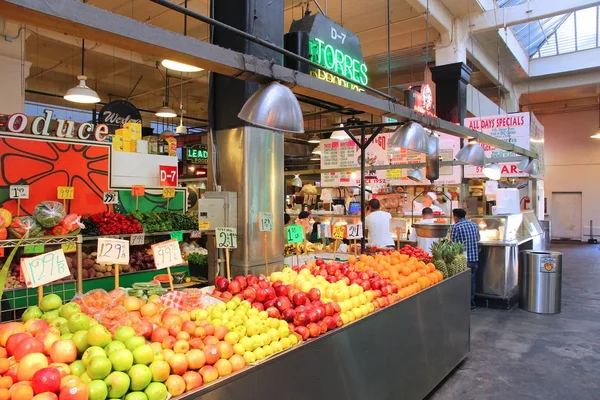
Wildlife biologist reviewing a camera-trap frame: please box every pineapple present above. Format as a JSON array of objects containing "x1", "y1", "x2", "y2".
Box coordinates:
[
  {"x1": 447, "y1": 242, "x2": 466, "y2": 276},
  {"x1": 431, "y1": 242, "x2": 448, "y2": 278}
]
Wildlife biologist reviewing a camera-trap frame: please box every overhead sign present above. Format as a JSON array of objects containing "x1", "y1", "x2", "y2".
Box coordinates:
[
  {"x1": 184, "y1": 145, "x2": 209, "y2": 164},
  {"x1": 285, "y1": 13, "x2": 367, "y2": 92},
  {"x1": 98, "y1": 100, "x2": 142, "y2": 134}
]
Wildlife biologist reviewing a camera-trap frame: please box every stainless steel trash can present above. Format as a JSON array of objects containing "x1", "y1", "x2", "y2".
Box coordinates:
[{"x1": 519, "y1": 250, "x2": 562, "y2": 314}]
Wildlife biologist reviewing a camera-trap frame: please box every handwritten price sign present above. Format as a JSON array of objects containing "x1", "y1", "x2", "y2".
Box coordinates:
[
  {"x1": 347, "y1": 224, "x2": 363, "y2": 239},
  {"x1": 130, "y1": 233, "x2": 145, "y2": 246},
  {"x1": 22, "y1": 250, "x2": 71, "y2": 288},
  {"x1": 332, "y1": 225, "x2": 346, "y2": 240},
  {"x1": 258, "y1": 212, "x2": 273, "y2": 232},
  {"x1": 96, "y1": 238, "x2": 130, "y2": 264},
  {"x1": 286, "y1": 225, "x2": 304, "y2": 244},
  {"x1": 9, "y1": 185, "x2": 29, "y2": 199},
  {"x1": 131, "y1": 185, "x2": 145, "y2": 196},
  {"x1": 57, "y1": 186, "x2": 74, "y2": 200},
  {"x1": 152, "y1": 239, "x2": 183, "y2": 269},
  {"x1": 162, "y1": 188, "x2": 176, "y2": 198},
  {"x1": 61, "y1": 242, "x2": 77, "y2": 254},
  {"x1": 198, "y1": 221, "x2": 211, "y2": 230},
  {"x1": 103, "y1": 192, "x2": 119, "y2": 205},
  {"x1": 216, "y1": 227, "x2": 237, "y2": 249}
]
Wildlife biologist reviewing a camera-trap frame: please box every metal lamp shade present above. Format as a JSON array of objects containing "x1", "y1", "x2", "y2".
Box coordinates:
[
  {"x1": 291, "y1": 176, "x2": 302, "y2": 187},
  {"x1": 407, "y1": 168, "x2": 423, "y2": 182},
  {"x1": 330, "y1": 125, "x2": 350, "y2": 141},
  {"x1": 156, "y1": 105, "x2": 177, "y2": 118},
  {"x1": 238, "y1": 81, "x2": 304, "y2": 133},
  {"x1": 308, "y1": 134, "x2": 321, "y2": 143},
  {"x1": 64, "y1": 76, "x2": 100, "y2": 104},
  {"x1": 456, "y1": 141, "x2": 486, "y2": 167},
  {"x1": 312, "y1": 145, "x2": 321, "y2": 155},
  {"x1": 483, "y1": 163, "x2": 501, "y2": 180},
  {"x1": 524, "y1": 159, "x2": 538, "y2": 175},
  {"x1": 389, "y1": 122, "x2": 428, "y2": 153}
]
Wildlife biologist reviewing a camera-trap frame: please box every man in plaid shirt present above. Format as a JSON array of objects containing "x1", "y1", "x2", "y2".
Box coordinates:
[{"x1": 451, "y1": 208, "x2": 480, "y2": 311}]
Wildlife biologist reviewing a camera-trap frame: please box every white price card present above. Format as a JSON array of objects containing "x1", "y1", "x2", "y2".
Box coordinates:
[
  {"x1": 318, "y1": 224, "x2": 331, "y2": 239},
  {"x1": 258, "y1": 212, "x2": 273, "y2": 232},
  {"x1": 21, "y1": 250, "x2": 70, "y2": 288},
  {"x1": 130, "y1": 233, "x2": 145, "y2": 246},
  {"x1": 103, "y1": 192, "x2": 119, "y2": 204},
  {"x1": 96, "y1": 238, "x2": 130, "y2": 264},
  {"x1": 9, "y1": 185, "x2": 29, "y2": 199},
  {"x1": 151, "y1": 239, "x2": 183, "y2": 269},
  {"x1": 216, "y1": 227, "x2": 237, "y2": 249},
  {"x1": 347, "y1": 224, "x2": 363, "y2": 239},
  {"x1": 190, "y1": 230, "x2": 202, "y2": 239}
]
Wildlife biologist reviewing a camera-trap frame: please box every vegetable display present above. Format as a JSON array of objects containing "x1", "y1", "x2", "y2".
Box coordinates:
[
  {"x1": 8, "y1": 216, "x2": 43, "y2": 239},
  {"x1": 130, "y1": 210, "x2": 172, "y2": 233},
  {"x1": 32, "y1": 201, "x2": 66, "y2": 228},
  {"x1": 89, "y1": 212, "x2": 143, "y2": 235},
  {"x1": 158, "y1": 211, "x2": 198, "y2": 230}
]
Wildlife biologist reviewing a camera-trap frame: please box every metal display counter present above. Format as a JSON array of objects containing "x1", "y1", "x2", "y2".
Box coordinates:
[{"x1": 176, "y1": 271, "x2": 471, "y2": 400}]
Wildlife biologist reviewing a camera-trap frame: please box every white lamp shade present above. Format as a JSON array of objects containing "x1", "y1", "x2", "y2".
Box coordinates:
[
  {"x1": 483, "y1": 163, "x2": 501, "y2": 180},
  {"x1": 308, "y1": 134, "x2": 321, "y2": 143},
  {"x1": 291, "y1": 176, "x2": 302, "y2": 187},
  {"x1": 524, "y1": 159, "x2": 538, "y2": 175},
  {"x1": 330, "y1": 125, "x2": 350, "y2": 141},
  {"x1": 161, "y1": 59, "x2": 203, "y2": 72},
  {"x1": 156, "y1": 105, "x2": 177, "y2": 118},
  {"x1": 312, "y1": 145, "x2": 321, "y2": 155},
  {"x1": 64, "y1": 76, "x2": 100, "y2": 104}
]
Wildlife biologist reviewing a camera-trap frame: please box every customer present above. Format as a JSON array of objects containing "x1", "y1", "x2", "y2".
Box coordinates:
[
  {"x1": 408, "y1": 207, "x2": 438, "y2": 254},
  {"x1": 364, "y1": 199, "x2": 394, "y2": 247},
  {"x1": 451, "y1": 208, "x2": 480, "y2": 311},
  {"x1": 295, "y1": 211, "x2": 311, "y2": 238},
  {"x1": 284, "y1": 213, "x2": 291, "y2": 227},
  {"x1": 309, "y1": 222, "x2": 330, "y2": 244}
]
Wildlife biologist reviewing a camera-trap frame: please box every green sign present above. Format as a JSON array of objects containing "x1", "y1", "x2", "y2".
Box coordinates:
[
  {"x1": 309, "y1": 38, "x2": 368, "y2": 86},
  {"x1": 286, "y1": 225, "x2": 304, "y2": 244},
  {"x1": 24, "y1": 244, "x2": 45, "y2": 254},
  {"x1": 170, "y1": 230, "x2": 183, "y2": 242},
  {"x1": 185, "y1": 145, "x2": 208, "y2": 164}
]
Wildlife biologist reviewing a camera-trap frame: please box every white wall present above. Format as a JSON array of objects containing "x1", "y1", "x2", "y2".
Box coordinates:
[{"x1": 538, "y1": 110, "x2": 600, "y2": 240}]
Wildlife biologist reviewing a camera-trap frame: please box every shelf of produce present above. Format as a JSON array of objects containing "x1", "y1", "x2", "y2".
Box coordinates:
[
  {"x1": 80, "y1": 230, "x2": 196, "y2": 241},
  {"x1": 174, "y1": 270, "x2": 471, "y2": 400},
  {"x1": 0, "y1": 235, "x2": 81, "y2": 248}
]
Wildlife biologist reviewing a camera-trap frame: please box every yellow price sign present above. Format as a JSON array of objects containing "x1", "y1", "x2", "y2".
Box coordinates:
[
  {"x1": 332, "y1": 225, "x2": 346, "y2": 240},
  {"x1": 386, "y1": 169, "x2": 402, "y2": 180},
  {"x1": 61, "y1": 243, "x2": 77, "y2": 254},
  {"x1": 199, "y1": 221, "x2": 211, "y2": 230},
  {"x1": 162, "y1": 188, "x2": 176, "y2": 198},
  {"x1": 57, "y1": 186, "x2": 74, "y2": 200}
]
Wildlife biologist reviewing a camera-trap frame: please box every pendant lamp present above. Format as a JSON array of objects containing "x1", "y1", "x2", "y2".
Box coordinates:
[
  {"x1": 238, "y1": 82, "x2": 304, "y2": 133},
  {"x1": 64, "y1": 40, "x2": 100, "y2": 104},
  {"x1": 199, "y1": 182, "x2": 206, "y2": 190},
  {"x1": 407, "y1": 168, "x2": 423, "y2": 182},
  {"x1": 156, "y1": 69, "x2": 177, "y2": 118},
  {"x1": 308, "y1": 133, "x2": 321, "y2": 143},
  {"x1": 291, "y1": 175, "x2": 302, "y2": 187},
  {"x1": 161, "y1": 60, "x2": 203, "y2": 73},
  {"x1": 310, "y1": 155, "x2": 320, "y2": 161},
  {"x1": 312, "y1": 145, "x2": 321, "y2": 155},
  {"x1": 456, "y1": 139, "x2": 486, "y2": 166},
  {"x1": 524, "y1": 159, "x2": 538, "y2": 175},
  {"x1": 483, "y1": 163, "x2": 501, "y2": 180},
  {"x1": 389, "y1": 122, "x2": 428, "y2": 153},
  {"x1": 330, "y1": 124, "x2": 350, "y2": 141}
]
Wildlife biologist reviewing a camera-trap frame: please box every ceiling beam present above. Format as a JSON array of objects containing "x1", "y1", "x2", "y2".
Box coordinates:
[
  {"x1": 515, "y1": 70, "x2": 600, "y2": 95},
  {"x1": 0, "y1": 0, "x2": 537, "y2": 159},
  {"x1": 498, "y1": 27, "x2": 529, "y2": 76},
  {"x1": 470, "y1": 0, "x2": 600, "y2": 34},
  {"x1": 530, "y1": 47, "x2": 600, "y2": 77},
  {"x1": 467, "y1": 35, "x2": 515, "y2": 95},
  {"x1": 404, "y1": 0, "x2": 453, "y2": 34},
  {"x1": 521, "y1": 96, "x2": 598, "y2": 112}
]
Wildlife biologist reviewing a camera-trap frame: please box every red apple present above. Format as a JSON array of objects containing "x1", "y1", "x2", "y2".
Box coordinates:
[
  {"x1": 314, "y1": 307, "x2": 326, "y2": 321},
  {"x1": 24, "y1": 319, "x2": 49, "y2": 337},
  {"x1": 266, "y1": 307, "x2": 281, "y2": 319},
  {"x1": 15, "y1": 337, "x2": 45, "y2": 360},
  {"x1": 182, "y1": 371, "x2": 203, "y2": 391},
  {"x1": 263, "y1": 299, "x2": 276, "y2": 309},
  {"x1": 18, "y1": 352, "x2": 49, "y2": 382},
  {"x1": 48, "y1": 363, "x2": 70, "y2": 378},
  {"x1": 258, "y1": 280, "x2": 270, "y2": 289},
  {"x1": 212, "y1": 290, "x2": 223, "y2": 297},
  {"x1": 168, "y1": 325, "x2": 181, "y2": 337},
  {"x1": 292, "y1": 292, "x2": 308, "y2": 307},
  {"x1": 58, "y1": 381, "x2": 88, "y2": 400},
  {"x1": 256, "y1": 288, "x2": 269, "y2": 303},
  {"x1": 221, "y1": 291, "x2": 233, "y2": 300},
  {"x1": 162, "y1": 336, "x2": 177, "y2": 350},
  {"x1": 252, "y1": 302, "x2": 265, "y2": 311},
  {"x1": 287, "y1": 287, "x2": 300, "y2": 302},
  {"x1": 49, "y1": 340, "x2": 77, "y2": 364},
  {"x1": 242, "y1": 287, "x2": 256, "y2": 302},
  {"x1": 265, "y1": 287, "x2": 276, "y2": 301},
  {"x1": 186, "y1": 349, "x2": 206, "y2": 370},
  {"x1": 152, "y1": 327, "x2": 169, "y2": 343},
  {"x1": 332, "y1": 302, "x2": 341, "y2": 313},
  {"x1": 189, "y1": 338, "x2": 204, "y2": 350},
  {"x1": 282, "y1": 309, "x2": 296, "y2": 322},
  {"x1": 228, "y1": 281, "x2": 241, "y2": 294},
  {"x1": 312, "y1": 300, "x2": 323, "y2": 308},
  {"x1": 295, "y1": 305, "x2": 307, "y2": 314},
  {"x1": 215, "y1": 276, "x2": 229, "y2": 292},
  {"x1": 6, "y1": 332, "x2": 32, "y2": 357},
  {"x1": 307, "y1": 309, "x2": 320, "y2": 323},
  {"x1": 323, "y1": 316, "x2": 337, "y2": 330},
  {"x1": 32, "y1": 367, "x2": 61, "y2": 394},
  {"x1": 203, "y1": 336, "x2": 219, "y2": 346},
  {"x1": 275, "y1": 296, "x2": 292, "y2": 312},
  {"x1": 293, "y1": 313, "x2": 309, "y2": 327},
  {"x1": 0, "y1": 322, "x2": 25, "y2": 346},
  {"x1": 317, "y1": 320, "x2": 328, "y2": 334},
  {"x1": 323, "y1": 303, "x2": 335, "y2": 317},
  {"x1": 202, "y1": 345, "x2": 220, "y2": 365},
  {"x1": 246, "y1": 275, "x2": 259, "y2": 286},
  {"x1": 199, "y1": 365, "x2": 218, "y2": 384},
  {"x1": 307, "y1": 323, "x2": 321, "y2": 338},
  {"x1": 294, "y1": 326, "x2": 310, "y2": 341},
  {"x1": 333, "y1": 314, "x2": 343, "y2": 327},
  {"x1": 168, "y1": 353, "x2": 189, "y2": 375}
]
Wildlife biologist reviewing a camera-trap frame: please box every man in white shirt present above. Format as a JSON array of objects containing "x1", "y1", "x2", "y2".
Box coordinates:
[
  {"x1": 364, "y1": 199, "x2": 395, "y2": 247},
  {"x1": 413, "y1": 192, "x2": 444, "y2": 214},
  {"x1": 408, "y1": 207, "x2": 439, "y2": 254}
]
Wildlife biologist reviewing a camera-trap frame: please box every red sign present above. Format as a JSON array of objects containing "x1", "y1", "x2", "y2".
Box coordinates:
[
  {"x1": 159, "y1": 165, "x2": 178, "y2": 187},
  {"x1": 131, "y1": 185, "x2": 145, "y2": 196}
]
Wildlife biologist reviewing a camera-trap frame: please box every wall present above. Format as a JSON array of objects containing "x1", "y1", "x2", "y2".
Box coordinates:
[{"x1": 538, "y1": 109, "x2": 600, "y2": 240}]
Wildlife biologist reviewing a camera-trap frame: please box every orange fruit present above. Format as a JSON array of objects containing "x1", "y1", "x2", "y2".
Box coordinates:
[
  {"x1": 359, "y1": 254, "x2": 368, "y2": 262},
  {"x1": 0, "y1": 388, "x2": 9, "y2": 400},
  {"x1": 399, "y1": 254, "x2": 409, "y2": 262},
  {"x1": 434, "y1": 270, "x2": 443, "y2": 281},
  {"x1": 427, "y1": 263, "x2": 436, "y2": 273},
  {"x1": 348, "y1": 256, "x2": 357, "y2": 264},
  {"x1": 401, "y1": 266, "x2": 411, "y2": 276},
  {"x1": 0, "y1": 376, "x2": 12, "y2": 389},
  {"x1": 417, "y1": 268, "x2": 427, "y2": 277},
  {"x1": 380, "y1": 270, "x2": 390, "y2": 279},
  {"x1": 390, "y1": 271, "x2": 400, "y2": 281}
]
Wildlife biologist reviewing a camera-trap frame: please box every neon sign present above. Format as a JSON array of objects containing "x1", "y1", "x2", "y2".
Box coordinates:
[
  {"x1": 309, "y1": 38, "x2": 368, "y2": 87},
  {"x1": 185, "y1": 145, "x2": 208, "y2": 164}
]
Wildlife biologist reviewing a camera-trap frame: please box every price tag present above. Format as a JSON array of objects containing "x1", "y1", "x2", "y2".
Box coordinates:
[
  {"x1": 162, "y1": 188, "x2": 176, "y2": 198},
  {"x1": 9, "y1": 185, "x2": 29, "y2": 199},
  {"x1": 24, "y1": 244, "x2": 45, "y2": 254},
  {"x1": 61, "y1": 242, "x2": 77, "y2": 254},
  {"x1": 199, "y1": 221, "x2": 211, "y2": 230},
  {"x1": 190, "y1": 230, "x2": 202, "y2": 239},
  {"x1": 130, "y1": 233, "x2": 145, "y2": 246},
  {"x1": 103, "y1": 192, "x2": 119, "y2": 204},
  {"x1": 151, "y1": 239, "x2": 184, "y2": 269},
  {"x1": 216, "y1": 227, "x2": 237, "y2": 249},
  {"x1": 258, "y1": 212, "x2": 273, "y2": 232},
  {"x1": 96, "y1": 238, "x2": 130, "y2": 264},
  {"x1": 318, "y1": 224, "x2": 331, "y2": 239},
  {"x1": 131, "y1": 185, "x2": 145, "y2": 196},
  {"x1": 57, "y1": 186, "x2": 74, "y2": 200},
  {"x1": 170, "y1": 230, "x2": 183, "y2": 242},
  {"x1": 285, "y1": 225, "x2": 304, "y2": 244},
  {"x1": 332, "y1": 225, "x2": 346, "y2": 240},
  {"x1": 347, "y1": 224, "x2": 363, "y2": 239},
  {"x1": 22, "y1": 249, "x2": 70, "y2": 288}
]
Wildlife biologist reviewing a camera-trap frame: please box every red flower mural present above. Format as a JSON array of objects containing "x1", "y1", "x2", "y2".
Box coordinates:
[{"x1": 0, "y1": 136, "x2": 110, "y2": 216}]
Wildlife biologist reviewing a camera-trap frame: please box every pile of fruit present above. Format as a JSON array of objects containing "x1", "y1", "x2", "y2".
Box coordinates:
[
  {"x1": 88, "y1": 213, "x2": 142, "y2": 236},
  {"x1": 430, "y1": 240, "x2": 467, "y2": 278},
  {"x1": 364, "y1": 245, "x2": 432, "y2": 263},
  {"x1": 283, "y1": 242, "x2": 325, "y2": 257}
]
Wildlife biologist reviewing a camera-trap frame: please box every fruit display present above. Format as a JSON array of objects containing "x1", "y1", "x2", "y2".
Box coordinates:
[
  {"x1": 430, "y1": 240, "x2": 467, "y2": 278},
  {"x1": 364, "y1": 244, "x2": 432, "y2": 263},
  {"x1": 283, "y1": 242, "x2": 325, "y2": 256},
  {"x1": 88, "y1": 213, "x2": 143, "y2": 236}
]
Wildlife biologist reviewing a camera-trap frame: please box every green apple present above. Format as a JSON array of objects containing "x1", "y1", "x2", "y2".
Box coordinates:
[
  {"x1": 72, "y1": 330, "x2": 89, "y2": 354},
  {"x1": 128, "y1": 364, "x2": 152, "y2": 391},
  {"x1": 114, "y1": 326, "x2": 136, "y2": 343},
  {"x1": 53, "y1": 317, "x2": 68, "y2": 332},
  {"x1": 22, "y1": 306, "x2": 43, "y2": 322},
  {"x1": 125, "y1": 392, "x2": 149, "y2": 400},
  {"x1": 144, "y1": 382, "x2": 168, "y2": 400},
  {"x1": 82, "y1": 346, "x2": 107, "y2": 368},
  {"x1": 87, "y1": 324, "x2": 112, "y2": 348},
  {"x1": 41, "y1": 309, "x2": 60, "y2": 322},
  {"x1": 88, "y1": 379, "x2": 109, "y2": 400},
  {"x1": 125, "y1": 336, "x2": 146, "y2": 352},
  {"x1": 104, "y1": 371, "x2": 131, "y2": 398},
  {"x1": 60, "y1": 302, "x2": 81, "y2": 319},
  {"x1": 80, "y1": 372, "x2": 92, "y2": 384},
  {"x1": 61, "y1": 333, "x2": 74, "y2": 340},
  {"x1": 70, "y1": 360, "x2": 86, "y2": 377},
  {"x1": 153, "y1": 351, "x2": 164, "y2": 362},
  {"x1": 87, "y1": 355, "x2": 113, "y2": 380},
  {"x1": 132, "y1": 345, "x2": 155, "y2": 366},
  {"x1": 68, "y1": 313, "x2": 90, "y2": 333},
  {"x1": 40, "y1": 293, "x2": 62, "y2": 312},
  {"x1": 109, "y1": 348, "x2": 134, "y2": 372},
  {"x1": 89, "y1": 319, "x2": 98, "y2": 327},
  {"x1": 105, "y1": 341, "x2": 126, "y2": 356}
]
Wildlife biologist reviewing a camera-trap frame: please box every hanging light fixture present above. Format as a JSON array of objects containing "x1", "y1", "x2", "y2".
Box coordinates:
[
  {"x1": 291, "y1": 175, "x2": 302, "y2": 187},
  {"x1": 310, "y1": 155, "x2": 320, "y2": 161},
  {"x1": 389, "y1": 122, "x2": 428, "y2": 153},
  {"x1": 161, "y1": 60, "x2": 203, "y2": 73},
  {"x1": 156, "y1": 68, "x2": 177, "y2": 118},
  {"x1": 524, "y1": 159, "x2": 538, "y2": 175},
  {"x1": 483, "y1": 162, "x2": 501, "y2": 180},
  {"x1": 407, "y1": 168, "x2": 423, "y2": 182},
  {"x1": 308, "y1": 133, "x2": 321, "y2": 143},
  {"x1": 199, "y1": 182, "x2": 206, "y2": 190},
  {"x1": 175, "y1": 72, "x2": 188, "y2": 134},
  {"x1": 330, "y1": 124, "x2": 350, "y2": 141},
  {"x1": 456, "y1": 139, "x2": 486, "y2": 166},
  {"x1": 312, "y1": 145, "x2": 321, "y2": 155},
  {"x1": 64, "y1": 39, "x2": 100, "y2": 104},
  {"x1": 238, "y1": 82, "x2": 304, "y2": 133}
]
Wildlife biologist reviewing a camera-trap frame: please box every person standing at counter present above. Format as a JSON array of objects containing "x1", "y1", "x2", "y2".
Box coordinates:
[
  {"x1": 364, "y1": 199, "x2": 394, "y2": 248},
  {"x1": 413, "y1": 192, "x2": 443, "y2": 214},
  {"x1": 408, "y1": 208, "x2": 438, "y2": 254},
  {"x1": 451, "y1": 208, "x2": 480, "y2": 311},
  {"x1": 295, "y1": 211, "x2": 311, "y2": 239}
]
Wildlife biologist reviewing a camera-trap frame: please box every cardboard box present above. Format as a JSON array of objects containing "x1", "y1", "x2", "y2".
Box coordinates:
[
  {"x1": 112, "y1": 136, "x2": 123, "y2": 152},
  {"x1": 124, "y1": 122, "x2": 142, "y2": 141},
  {"x1": 122, "y1": 139, "x2": 137, "y2": 153},
  {"x1": 136, "y1": 139, "x2": 149, "y2": 154},
  {"x1": 115, "y1": 128, "x2": 131, "y2": 140}
]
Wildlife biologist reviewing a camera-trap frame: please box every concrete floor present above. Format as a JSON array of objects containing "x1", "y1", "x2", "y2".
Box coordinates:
[{"x1": 428, "y1": 243, "x2": 600, "y2": 400}]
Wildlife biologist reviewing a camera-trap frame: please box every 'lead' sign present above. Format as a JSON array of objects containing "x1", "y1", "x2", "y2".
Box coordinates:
[{"x1": 159, "y1": 165, "x2": 178, "y2": 187}]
